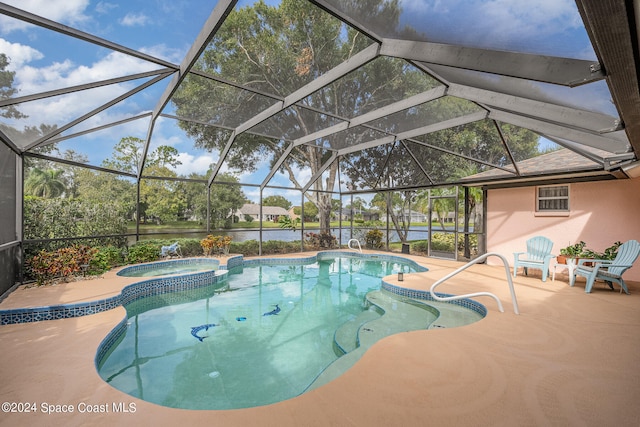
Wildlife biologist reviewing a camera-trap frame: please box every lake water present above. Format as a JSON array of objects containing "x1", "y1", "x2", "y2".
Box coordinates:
[{"x1": 135, "y1": 226, "x2": 452, "y2": 244}]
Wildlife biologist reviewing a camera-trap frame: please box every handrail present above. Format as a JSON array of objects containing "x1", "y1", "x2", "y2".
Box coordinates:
[
  {"x1": 347, "y1": 238, "x2": 362, "y2": 253},
  {"x1": 429, "y1": 252, "x2": 520, "y2": 314}
]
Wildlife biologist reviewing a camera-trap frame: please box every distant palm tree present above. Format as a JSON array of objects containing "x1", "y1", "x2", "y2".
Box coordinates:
[{"x1": 24, "y1": 168, "x2": 66, "y2": 198}]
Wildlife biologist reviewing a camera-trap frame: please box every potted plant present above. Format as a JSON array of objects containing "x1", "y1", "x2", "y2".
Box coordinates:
[
  {"x1": 558, "y1": 241, "x2": 587, "y2": 264},
  {"x1": 582, "y1": 241, "x2": 622, "y2": 261},
  {"x1": 601, "y1": 241, "x2": 622, "y2": 260},
  {"x1": 558, "y1": 240, "x2": 622, "y2": 266}
]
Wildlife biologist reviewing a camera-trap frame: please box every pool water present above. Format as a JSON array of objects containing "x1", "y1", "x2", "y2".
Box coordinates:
[
  {"x1": 117, "y1": 259, "x2": 219, "y2": 277},
  {"x1": 98, "y1": 256, "x2": 480, "y2": 410}
]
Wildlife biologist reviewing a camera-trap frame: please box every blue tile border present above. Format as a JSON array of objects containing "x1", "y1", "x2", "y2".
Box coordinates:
[
  {"x1": 241, "y1": 251, "x2": 429, "y2": 273},
  {"x1": 95, "y1": 317, "x2": 128, "y2": 368},
  {"x1": 117, "y1": 257, "x2": 221, "y2": 277},
  {"x1": 0, "y1": 296, "x2": 123, "y2": 325},
  {"x1": 381, "y1": 281, "x2": 488, "y2": 318},
  {"x1": 0, "y1": 259, "x2": 233, "y2": 326}
]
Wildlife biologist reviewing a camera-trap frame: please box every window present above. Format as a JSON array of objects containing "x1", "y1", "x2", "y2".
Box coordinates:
[{"x1": 536, "y1": 185, "x2": 569, "y2": 212}]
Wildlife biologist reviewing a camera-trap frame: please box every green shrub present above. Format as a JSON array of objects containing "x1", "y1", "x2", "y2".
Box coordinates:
[
  {"x1": 261, "y1": 240, "x2": 286, "y2": 254},
  {"x1": 411, "y1": 234, "x2": 478, "y2": 255},
  {"x1": 408, "y1": 238, "x2": 450, "y2": 253},
  {"x1": 364, "y1": 229, "x2": 384, "y2": 249},
  {"x1": 432, "y1": 234, "x2": 455, "y2": 251},
  {"x1": 230, "y1": 239, "x2": 260, "y2": 256},
  {"x1": 262, "y1": 240, "x2": 301, "y2": 254},
  {"x1": 90, "y1": 245, "x2": 125, "y2": 274},
  {"x1": 126, "y1": 241, "x2": 163, "y2": 264},
  {"x1": 175, "y1": 239, "x2": 202, "y2": 257},
  {"x1": 412, "y1": 240, "x2": 428, "y2": 253}
]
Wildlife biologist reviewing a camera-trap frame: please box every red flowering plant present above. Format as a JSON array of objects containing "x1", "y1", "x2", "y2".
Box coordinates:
[
  {"x1": 200, "y1": 235, "x2": 232, "y2": 256},
  {"x1": 219, "y1": 235, "x2": 232, "y2": 255},
  {"x1": 200, "y1": 235, "x2": 217, "y2": 256},
  {"x1": 26, "y1": 245, "x2": 98, "y2": 286}
]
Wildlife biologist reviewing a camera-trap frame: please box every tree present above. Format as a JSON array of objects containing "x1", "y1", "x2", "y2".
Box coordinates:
[
  {"x1": 74, "y1": 168, "x2": 136, "y2": 219},
  {"x1": 414, "y1": 188, "x2": 457, "y2": 230},
  {"x1": 23, "y1": 197, "x2": 128, "y2": 253},
  {"x1": 347, "y1": 197, "x2": 368, "y2": 213},
  {"x1": 293, "y1": 202, "x2": 318, "y2": 222},
  {"x1": 102, "y1": 137, "x2": 143, "y2": 173},
  {"x1": 101, "y1": 137, "x2": 186, "y2": 224},
  {"x1": 140, "y1": 165, "x2": 182, "y2": 224},
  {"x1": 175, "y1": 175, "x2": 209, "y2": 222},
  {"x1": 278, "y1": 215, "x2": 299, "y2": 231},
  {"x1": 24, "y1": 168, "x2": 67, "y2": 198},
  {"x1": 370, "y1": 190, "x2": 418, "y2": 243},
  {"x1": 59, "y1": 150, "x2": 90, "y2": 199},
  {"x1": 209, "y1": 174, "x2": 247, "y2": 229},
  {"x1": 330, "y1": 198, "x2": 342, "y2": 220},
  {"x1": 0, "y1": 54, "x2": 25, "y2": 120},
  {"x1": 172, "y1": 0, "x2": 416, "y2": 234},
  {"x1": 262, "y1": 195, "x2": 292, "y2": 210},
  {"x1": 1, "y1": 54, "x2": 59, "y2": 145}
]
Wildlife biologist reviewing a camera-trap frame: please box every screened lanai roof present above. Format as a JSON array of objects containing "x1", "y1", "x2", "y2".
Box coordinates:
[{"x1": 1, "y1": 0, "x2": 639, "y2": 194}]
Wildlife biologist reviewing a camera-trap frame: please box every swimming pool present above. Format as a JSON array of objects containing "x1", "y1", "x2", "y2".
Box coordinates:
[
  {"x1": 117, "y1": 258, "x2": 220, "y2": 277},
  {"x1": 97, "y1": 253, "x2": 484, "y2": 410}
]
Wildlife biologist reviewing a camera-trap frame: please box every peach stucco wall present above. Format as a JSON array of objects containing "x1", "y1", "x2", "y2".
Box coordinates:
[{"x1": 486, "y1": 178, "x2": 640, "y2": 282}]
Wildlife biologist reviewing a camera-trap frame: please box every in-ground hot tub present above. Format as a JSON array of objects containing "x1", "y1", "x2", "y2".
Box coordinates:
[{"x1": 117, "y1": 258, "x2": 220, "y2": 277}]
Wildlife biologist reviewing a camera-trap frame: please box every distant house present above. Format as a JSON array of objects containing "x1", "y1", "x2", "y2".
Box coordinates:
[
  {"x1": 339, "y1": 208, "x2": 380, "y2": 221},
  {"x1": 289, "y1": 206, "x2": 301, "y2": 221},
  {"x1": 403, "y1": 210, "x2": 428, "y2": 223},
  {"x1": 379, "y1": 209, "x2": 428, "y2": 223},
  {"x1": 236, "y1": 203, "x2": 290, "y2": 222}
]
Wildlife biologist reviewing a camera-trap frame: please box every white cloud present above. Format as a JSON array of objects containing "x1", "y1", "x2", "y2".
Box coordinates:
[
  {"x1": 3, "y1": 38, "x2": 163, "y2": 129},
  {"x1": 401, "y1": 0, "x2": 583, "y2": 50},
  {"x1": 0, "y1": 0, "x2": 90, "y2": 33},
  {"x1": 0, "y1": 38, "x2": 43, "y2": 69},
  {"x1": 482, "y1": 0, "x2": 581, "y2": 36},
  {"x1": 174, "y1": 152, "x2": 216, "y2": 176},
  {"x1": 95, "y1": 2, "x2": 119, "y2": 15},
  {"x1": 140, "y1": 43, "x2": 187, "y2": 64},
  {"x1": 120, "y1": 12, "x2": 150, "y2": 27}
]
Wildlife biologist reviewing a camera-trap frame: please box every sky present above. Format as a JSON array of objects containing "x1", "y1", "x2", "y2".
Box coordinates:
[
  {"x1": 1, "y1": 0, "x2": 207, "y2": 165},
  {"x1": 0, "y1": 0, "x2": 309, "y2": 201},
  {"x1": 399, "y1": 0, "x2": 594, "y2": 59},
  {"x1": 0, "y1": 0, "x2": 612, "y2": 203}
]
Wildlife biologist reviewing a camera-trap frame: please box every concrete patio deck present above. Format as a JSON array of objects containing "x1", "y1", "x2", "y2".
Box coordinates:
[{"x1": 1, "y1": 252, "x2": 639, "y2": 427}]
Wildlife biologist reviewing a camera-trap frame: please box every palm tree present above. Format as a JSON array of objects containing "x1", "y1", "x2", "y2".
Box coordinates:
[{"x1": 24, "y1": 168, "x2": 66, "y2": 198}]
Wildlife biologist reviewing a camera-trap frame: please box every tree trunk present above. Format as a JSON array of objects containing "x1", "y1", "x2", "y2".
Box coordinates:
[{"x1": 318, "y1": 193, "x2": 332, "y2": 233}]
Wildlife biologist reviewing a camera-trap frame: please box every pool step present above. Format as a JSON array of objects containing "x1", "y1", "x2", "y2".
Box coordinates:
[
  {"x1": 356, "y1": 291, "x2": 439, "y2": 350},
  {"x1": 311, "y1": 291, "x2": 439, "y2": 391},
  {"x1": 334, "y1": 309, "x2": 381, "y2": 354},
  {"x1": 423, "y1": 300, "x2": 484, "y2": 329}
]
